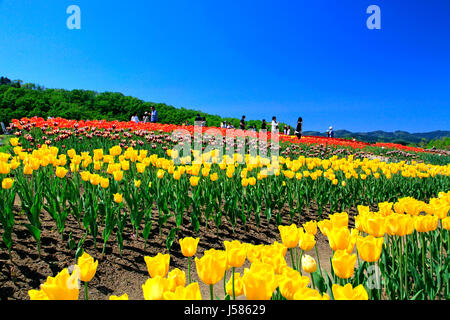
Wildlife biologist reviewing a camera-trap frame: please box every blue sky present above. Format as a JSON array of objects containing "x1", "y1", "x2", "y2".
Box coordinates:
[{"x1": 0, "y1": 0, "x2": 449, "y2": 132}]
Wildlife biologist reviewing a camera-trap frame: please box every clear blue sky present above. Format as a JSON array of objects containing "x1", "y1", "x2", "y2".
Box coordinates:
[{"x1": 0, "y1": 0, "x2": 449, "y2": 132}]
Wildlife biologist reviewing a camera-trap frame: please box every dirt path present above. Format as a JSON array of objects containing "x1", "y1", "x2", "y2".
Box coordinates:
[{"x1": 0, "y1": 203, "x2": 348, "y2": 300}]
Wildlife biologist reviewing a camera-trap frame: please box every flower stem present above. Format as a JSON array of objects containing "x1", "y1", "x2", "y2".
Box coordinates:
[
  {"x1": 210, "y1": 284, "x2": 214, "y2": 301},
  {"x1": 188, "y1": 257, "x2": 191, "y2": 284},
  {"x1": 84, "y1": 282, "x2": 89, "y2": 300},
  {"x1": 232, "y1": 267, "x2": 236, "y2": 300}
]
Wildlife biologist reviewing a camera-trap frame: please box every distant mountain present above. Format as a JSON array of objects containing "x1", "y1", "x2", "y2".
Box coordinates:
[{"x1": 303, "y1": 130, "x2": 450, "y2": 145}]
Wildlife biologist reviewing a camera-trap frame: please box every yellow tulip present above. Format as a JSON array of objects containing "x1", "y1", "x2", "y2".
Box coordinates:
[
  {"x1": 329, "y1": 212, "x2": 349, "y2": 229},
  {"x1": 242, "y1": 262, "x2": 278, "y2": 300},
  {"x1": 100, "y1": 178, "x2": 109, "y2": 189},
  {"x1": 157, "y1": 169, "x2": 165, "y2": 179},
  {"x1": 318, "y1": 219, "x2": 332, "y2": 236},
  {"x1": 277, "y1": 268, "x2": 310, "y2": 300},
  {"x1": 113, "y1": 170, "x2": 123, "y2": 181},
  {"x1": 226, "y1": 273, "x2": 244, "y2": 297},
  {"x1": 2, "y1": 178, "x2": 14, "y2": 190},
  {"x1": 163, "y1": 282, "x2": 202, "y2": 300},
  {"x1": 365, "y1": 215, "x2": 386, "y2": 237},
  {"x1": 80, "y1": 171, "x2": 91, "y2": 182},
  {"x1": 293, "y1": 287, "x2": 328, "y2": 300},
  {"x1": 134, "y1": 179, "x2": 141, "y2": 188},
  {"x1": 301, "y1": 254, "x2": 317, "y2": 273},
  {"x1": 443, "y1": 217, "x2": 450, "y2": 230},
  {"x1": 224, "y1": 240, "x2": 247, "y2": 268},
  {"x1": 195, "y1": 249, "x2": 227, "y2": 285},
  {"x1": 28, "y1": 289, "x2": 49, "y2": 300},
  {"x1": 144, "y1": 253, "x2": 170, "y2": 278},
  {"x1": 303, "y1": 220, "x2": 317, "y2": 235},
  {"x1": 298, "y1": 229, "x2": 316, "y2": 251},
  {"x1": 332, "y1": 283, "x2": 368, "y2": 300},
  {"x1": 40, "y1": 268, "x2": 80, "y2": 300},
  {"x1": 109, "y1": 293, "x2": 129, "y2": 300},
  {"x1": 332, "y1": 250, "x2": 357, "y2": 279},
  {"x1": 77, "y1": 252, "x2": 98, "y2": 282},
  {"x1": 246, "y1": 244, "x2": 264, "y2": 263},
  {"x1": 10, "y1": 137, "x2": 19, "y2": 147},
  {"x1": 167, "y1": 268, "x2": 186, "y2": 291},
  {"x1": 190, "y1": 176, "x2": 200, "y2": 187},
  {"x1": 142, "y1": 276, "x2": 168, "y2": 300},
  {"x1": 23, "y1": 164, "x2": 33, "y2": 175},
  {"x1": 113, "y1": 193, "x2": 123, "y2": 204},
  {"x1": 415, "y1": 215, "x2": 439, "y2": 233},
  {"x1": 327, "y1": 227, "x2": 350, "y2": 251},
  {"x1": 278, "y1": 224, "x2": 300, "y2": 249},
  {"x1": 179, "y1": 237, "x2": 200, "y2": 257},
  {"x1": 356, "y1": 235, "x2": 384, "y2": 263},
  {"x1": 210, "y1": 172, "x2": 218, "y2": 182},
  {"x1": 55, "y1": 166, "x2": 68, "y2": 178}
]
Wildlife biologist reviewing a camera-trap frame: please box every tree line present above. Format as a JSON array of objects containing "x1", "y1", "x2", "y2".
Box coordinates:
[{"x1": 0, "y1": 77, "x2": 288, "y2": 130}]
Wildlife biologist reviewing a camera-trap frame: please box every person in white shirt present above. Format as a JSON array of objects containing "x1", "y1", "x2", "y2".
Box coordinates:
[{"x1": 271, "y1": 116, "x2": 279, "y2": 133}]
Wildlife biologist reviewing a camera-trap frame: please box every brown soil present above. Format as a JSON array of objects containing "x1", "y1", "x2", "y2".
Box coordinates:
[{"x1": 0, "y1": 202, "x2": 366, "y2": 300}]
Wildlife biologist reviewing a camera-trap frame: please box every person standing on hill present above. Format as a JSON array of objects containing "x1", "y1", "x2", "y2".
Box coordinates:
[
  {"x1": 240, "y1": 116, "x2": 246, "y2": 130},
  {"x1": 295, "y1": 117, "x2": 303, "y2": 139},
  {"x1": 143, "y1": 112, "x2": 149, "y2": 123},
  {"x1": 150, "y1": 106, "x2": 158, "y2": 123},
  {"x1": 261, "y1": 119, "x2": 267, "y2": 131},
  {"x1": 271, "y1": 116, "x2": 279, "y2": 132},
  {"x1": 327, "y1": 126, "x2": 334, "y2": 138}
]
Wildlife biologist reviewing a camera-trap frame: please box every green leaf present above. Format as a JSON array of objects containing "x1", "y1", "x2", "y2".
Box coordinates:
[
  {"x1": 24, "y1": 224, "x2": 40, "y2": 243},
  {"x1": 166, "y1": 228, "x2": 177, "y2": 251}
]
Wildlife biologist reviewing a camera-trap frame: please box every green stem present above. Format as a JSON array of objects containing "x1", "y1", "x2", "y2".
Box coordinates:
[
  {"x1": 232, "y1": 267, "x2": 236, "y2": 300},
  {"x1": 421, "y1": 234, "x2": 426, "y2": 299},
  {"x1": 289, "y1": 248, "x2": 295, "y2": 271},
  {"x1": 223, "y1": 270, "x2": 227, "y2": 296},
  {"x1": 188, "y1": 256, "x2": 191, "y2": 284},
  {"x1": 84, "y1": 281, "x2": 89, "y2": 300},
  {"x1": 210, "y1": 284, "x2": 214, "y2": 301},
  {"x1": 398, "y1": 236, "x2": 403, "y2": 299}
]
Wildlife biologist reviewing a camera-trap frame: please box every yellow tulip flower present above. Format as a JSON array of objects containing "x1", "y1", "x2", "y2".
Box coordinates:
[
  {"x1": 179, "y1": 237, "x2": 200, "y2": 257},
  {"x1": 142, "y1": 276, "x2": 168, "y2": 300},
  {"x1": 242, "y1": 262, "x2": 278, "y2": 300},
  {"x1": 195, "y1": 249, "x2": 227, "y2": 285},
  {"x1": 163, "y1": 282, "x2": 202, "y2": 300},
  {"x1": 2, "y1": 178, "x2": 14, "y2": 190},
  {"x1": 332, "y1": 283, "x2": 368, "y2": 300},
  {"x1": 113, "y1": 193, "x2": 123, "y2": 204},
  {"x1": 109, "y1": 293, "x2": 129, "y2": 300},
  {"x1": 332, "y1": 250, "x2": 357, "y2": 279},
  {"x1": 301, "y1": 254, "x2": 317, "y2": 273},
  {"x1": 278, "y1": 224, "x2": 300, "y2": 249},
  {"x1": 293, "y1": 287, "x2": 328, "y2": 300},
  {"x1": 226, "y1": 273, "x2": 244, "y2": 297},
  {"x1": 144, "y1": 253, "x2": 170, "y2": 278},
  {"x1": 28, "y1": 289, "x2": 49, "y2": 300},
  {"x1": 356, "y1": 235, "x2": 384, "y2": 263},
  {"x1": 40, "y1": 268, "x2": 80, "y2": 300},
  {"x1": 77, "y1": 252, "x2": 98, "y2": 282},
  {"x1": 224, "y1": 240, "x2": 247, "y2": 268}
]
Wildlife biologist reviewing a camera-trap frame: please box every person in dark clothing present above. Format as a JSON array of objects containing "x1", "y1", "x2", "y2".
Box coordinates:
[
  {"x1": 195, "y1": 114, "x2": 202, "y2": 126},
  {"x1": 261, "y1": 119, "x2": 267, "y2": 131},
  {"x1": 240, "y1": 116, "x2": 246, "y2": 130},
  {"x1": 295, "y1": 117, "x2": 303, "y2": 139}
]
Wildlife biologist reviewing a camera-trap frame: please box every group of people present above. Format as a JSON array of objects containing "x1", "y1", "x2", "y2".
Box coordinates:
[
  {"x1": 131, "y1": 106, "x2": 158, "y2": 123},
  {"x1": 128, "y1": 108, "x2": 334, "y2": 139}
]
